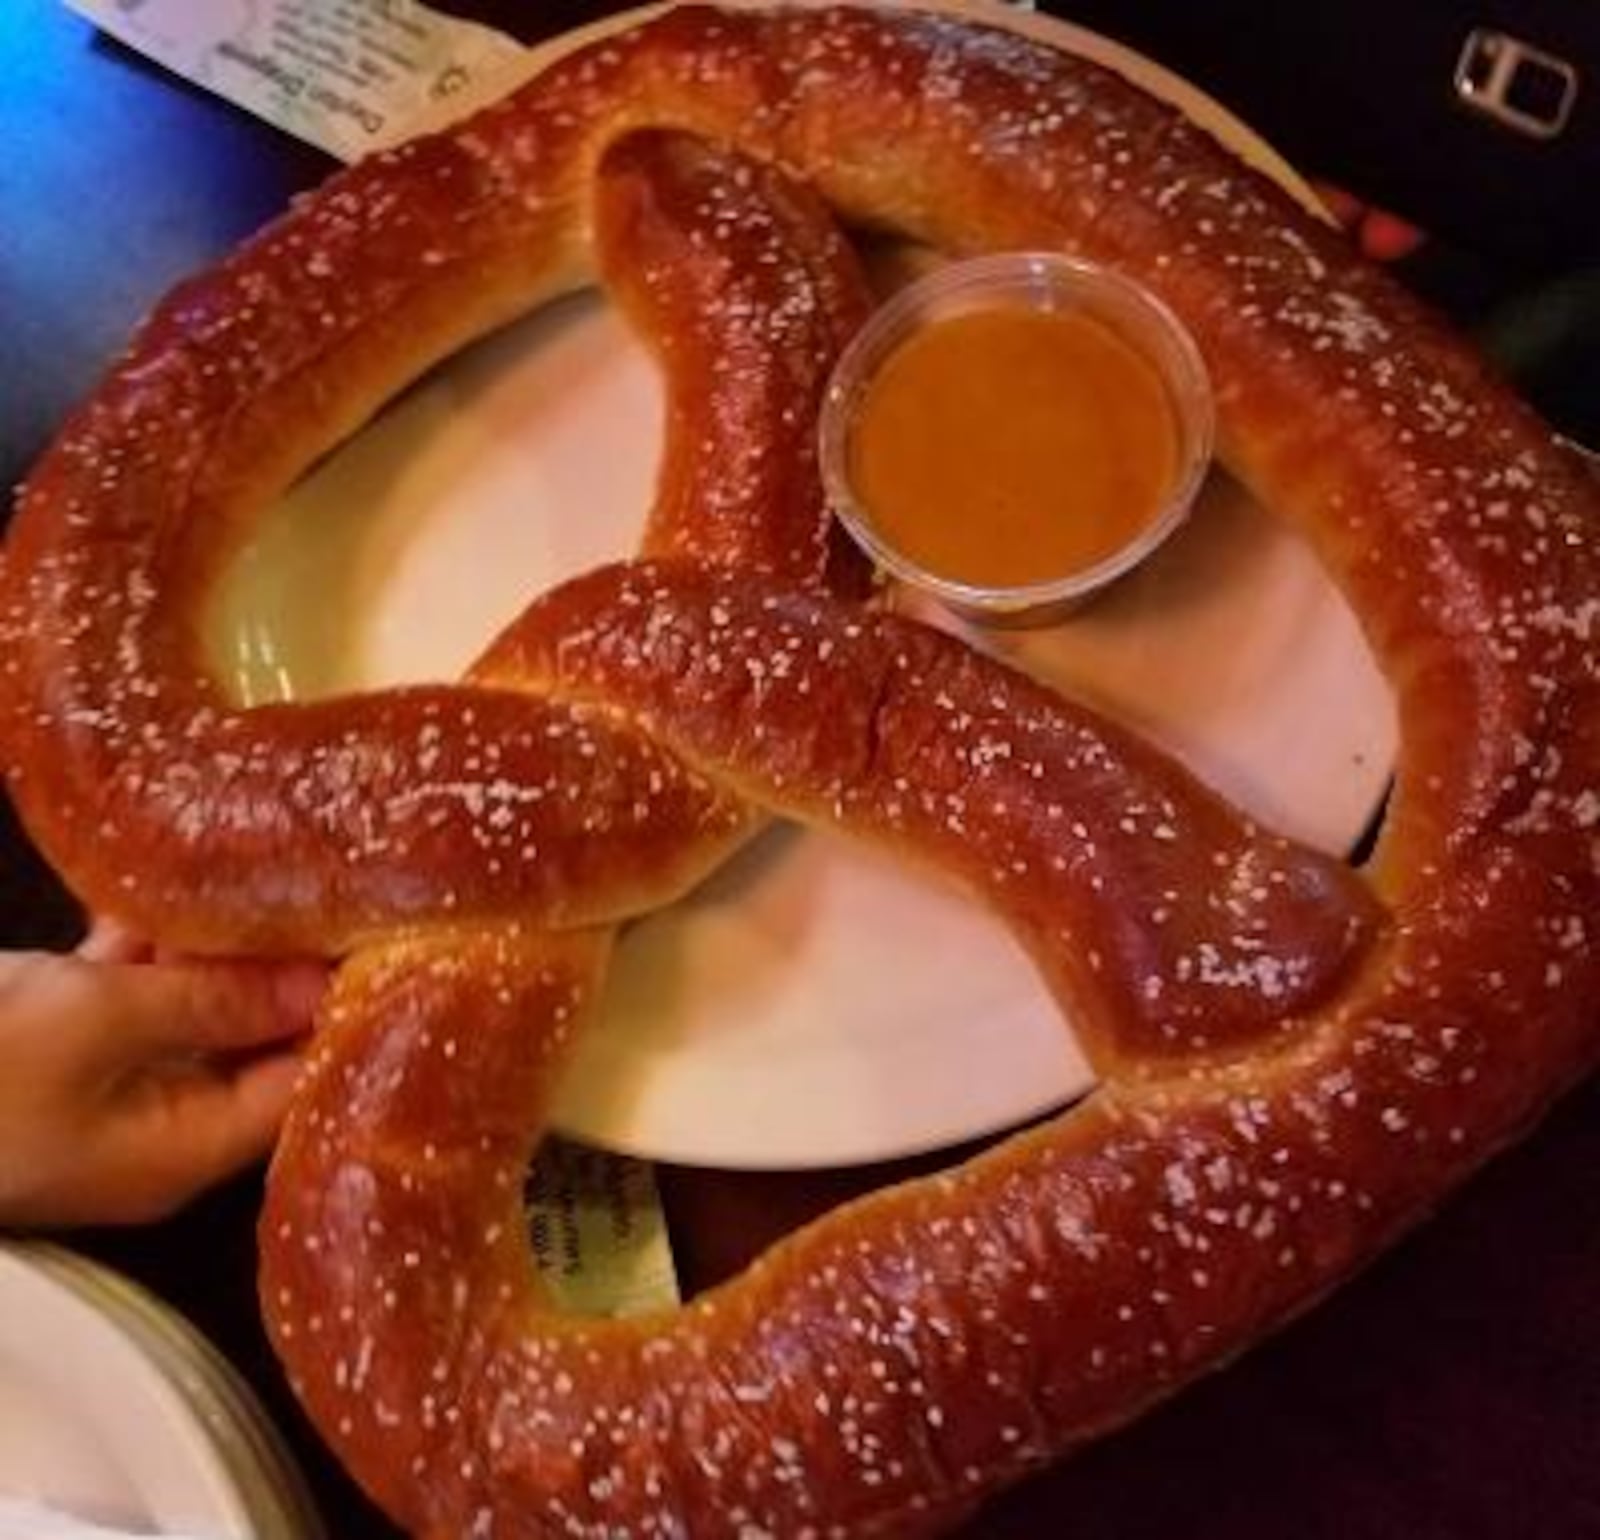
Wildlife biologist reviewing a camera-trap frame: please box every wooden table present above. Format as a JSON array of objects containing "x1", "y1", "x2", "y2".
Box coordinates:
[{"x1": 2, "y1": 5, "x2": 1596, "y2": 1537}]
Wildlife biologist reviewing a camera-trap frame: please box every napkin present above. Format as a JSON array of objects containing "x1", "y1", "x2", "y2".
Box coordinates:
[{"x1": 0, "y1": 1497, "x2": 219, "y2": 1539}]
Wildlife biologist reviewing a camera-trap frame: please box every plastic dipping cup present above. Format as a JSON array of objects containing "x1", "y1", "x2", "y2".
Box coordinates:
[{"x1": 819, "y1": 253, "x2": 1215, "y2": 626}]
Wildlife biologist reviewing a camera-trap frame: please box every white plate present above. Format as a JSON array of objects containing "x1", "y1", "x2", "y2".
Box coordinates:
[
  {"x1": 0, "y1": 1248, "x2": 254, "y2": 1536},
  {"x1": 209, "y1": 1, "x2": 1396, "y2": 1169},
  {"x1": 23, "y1": 1248, "x2": 325, "y2": 1540}
]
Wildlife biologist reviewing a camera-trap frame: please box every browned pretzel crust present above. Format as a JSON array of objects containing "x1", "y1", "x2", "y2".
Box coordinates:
[{"x1": 2, "y1": 6, "x2": 1597, "y2": 1538}]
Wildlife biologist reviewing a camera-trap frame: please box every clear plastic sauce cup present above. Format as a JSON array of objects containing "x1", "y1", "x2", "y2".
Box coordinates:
[{"x1": 819, "y1": 253, "x2": 1215, "y2": 627}]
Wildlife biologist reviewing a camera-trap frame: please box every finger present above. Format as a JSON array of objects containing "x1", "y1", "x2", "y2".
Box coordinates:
[
  {"x1": 1360, "y1": 208, "x2": 1426, "y2": 263},
  {"x1": 103, "y1": 957, "x2": 329, "y2": 1062},
  {"x1": 1310, "y1": 179, "x2": 1365, "y2": 230},
  {"x1": 86, "y1": 1049, "x2": 307, "y2": 1225}
]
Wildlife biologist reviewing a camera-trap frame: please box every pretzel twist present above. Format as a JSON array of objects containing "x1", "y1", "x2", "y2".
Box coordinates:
[{"x1": 2, "y1": 7, "x2": 1597, "y2": 1538}]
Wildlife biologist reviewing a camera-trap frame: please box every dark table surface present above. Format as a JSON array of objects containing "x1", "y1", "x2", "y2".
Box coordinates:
[{"x1": 2, "y1": 4, "x2": 1597, "y2": 1538}]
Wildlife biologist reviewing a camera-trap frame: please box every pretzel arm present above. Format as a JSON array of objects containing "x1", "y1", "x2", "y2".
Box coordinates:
[
  {"x1": 599, "y1": 130, "x2": 871, "y2": 587},
  {"x1": 478, "y1": 562, "x2": 1382, "y2": 1066},
  {"x1": 0, "y1": 128, "x2": 870, "y2": 953}
]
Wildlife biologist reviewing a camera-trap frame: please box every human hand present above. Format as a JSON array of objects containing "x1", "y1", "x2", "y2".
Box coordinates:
[{"x1": 0, "y1": 921, "x2": 327, "y2": 1228}]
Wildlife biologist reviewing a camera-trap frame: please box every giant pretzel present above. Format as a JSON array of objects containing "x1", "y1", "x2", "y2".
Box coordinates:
[{"x1": 2, "y1": 5, "x2": 1597, "y2": 1536}]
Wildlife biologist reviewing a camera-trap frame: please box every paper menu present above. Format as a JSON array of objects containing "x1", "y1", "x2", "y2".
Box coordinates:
[{"x1": 62, "y1": 0, "x2": 528, "y2": 162}]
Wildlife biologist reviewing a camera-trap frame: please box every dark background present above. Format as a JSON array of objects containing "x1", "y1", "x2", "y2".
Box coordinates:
[
  {"x1": 1, "y1": 4, "x2": 1597, "y2": 1537},
  {"x1": 1040, "y1": 0, "x2": 1600, "y2": 278}
]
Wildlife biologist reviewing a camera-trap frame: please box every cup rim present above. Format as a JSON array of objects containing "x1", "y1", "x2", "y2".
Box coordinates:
[{"x1": 818, "y1": 251, "x2": 1216, "y2": 619}]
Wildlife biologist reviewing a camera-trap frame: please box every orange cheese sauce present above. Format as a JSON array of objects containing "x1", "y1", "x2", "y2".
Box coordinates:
[{"x1": 848, "y1": 306, "x2": 1181, "y2": 588}]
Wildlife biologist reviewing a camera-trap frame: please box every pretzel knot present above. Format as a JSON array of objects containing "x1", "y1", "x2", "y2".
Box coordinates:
[{"x1": 2, "y1": 7, "x2": 1597, "y2": 1538}]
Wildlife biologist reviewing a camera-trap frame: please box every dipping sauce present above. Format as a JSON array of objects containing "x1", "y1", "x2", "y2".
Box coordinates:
[
  {"x1": 820, "y1": 253, "x2": 1213, "y2": 625},
  {"x1": 848, "y1": 306, "x2": 1181, "y2": 589}
]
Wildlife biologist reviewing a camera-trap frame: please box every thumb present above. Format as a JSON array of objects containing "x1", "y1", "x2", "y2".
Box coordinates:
[{"x1": 76, "y1": 916, "x2": 153, "y2": 964}]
